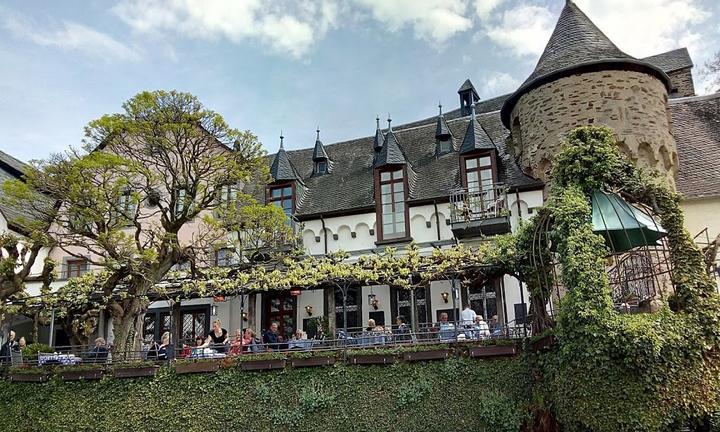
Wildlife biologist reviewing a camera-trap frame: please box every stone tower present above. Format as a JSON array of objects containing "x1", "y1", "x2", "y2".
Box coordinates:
[{"x1": 500, "y1": 0, "x2": 678, "y2": 186}]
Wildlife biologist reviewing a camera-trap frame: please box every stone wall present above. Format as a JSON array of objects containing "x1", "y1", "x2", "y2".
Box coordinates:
[
  {"x1": 668, "y1": 68, "x2": 696, "y2": 98},
  {"x1": 510, "y1": 70, "x2": 678, "y2": 186}
]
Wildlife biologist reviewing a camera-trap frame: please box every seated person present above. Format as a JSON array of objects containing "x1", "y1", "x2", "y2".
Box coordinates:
[
  {"x1": 87, "y1": 337, "x2": 109, "y2": 363},
  {"x1": 229, "y1": 329, "x2": 243, "y2": 356},
  {"x1": 438, "y1": 313, "x2": 456, "y2": 341},
  {"x1": 242, "y1": 329, "x2": 262, "y2": 353},
  {"x1": 157, "y1": 332, "x2": 174, "y2": 360},
  {"x1": 288, "y1": 330, "x2": 311, "y2": 350},
  {"x1": 393, "y1": 315, "x2": 412, "y2": 343},
  {"x1": 263, "y1": 322, "x2": 283, "y2": 351},
  {"x1": 200, "y1": 319, "x2": 229, "y2": 353},
  {"x1": 190, "y1": 335, "x2": 205, "y2": 358},
  {"x1": 489, "y1": 315, "x2": 503, "y2": 337},
  {"x1": 473, "y1": 315, "x2": 490, "y2": 340}
]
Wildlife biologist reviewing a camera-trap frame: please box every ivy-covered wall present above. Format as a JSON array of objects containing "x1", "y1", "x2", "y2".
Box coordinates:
[{"x1": 0, "y1": 358, "x2": 531, "y2": 432}]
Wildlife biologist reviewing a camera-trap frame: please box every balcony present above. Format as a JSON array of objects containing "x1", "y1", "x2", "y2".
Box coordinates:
[{"x1": 449, "y1": 184, "x2": 511, "y2": 238}]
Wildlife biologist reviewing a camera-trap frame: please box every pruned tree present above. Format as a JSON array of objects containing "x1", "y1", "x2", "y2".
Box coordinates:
[
  {"x1": 702, "y1": 51, "x2": 720, "y2": 93},
  {"x1": 3, "y1": 90, "x2": 275, "y2": 354}
]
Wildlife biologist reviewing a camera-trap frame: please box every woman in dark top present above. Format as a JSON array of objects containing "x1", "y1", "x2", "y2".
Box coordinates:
[
  {"x1": 202, "y1": 319, "x2": 229, "y2": 353},
  {"x1": 157, "y1": 332, "x2": 174, "y2": 360}
]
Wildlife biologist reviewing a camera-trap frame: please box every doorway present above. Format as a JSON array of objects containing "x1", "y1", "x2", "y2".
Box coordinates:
[{"x1": 264, "y1": 293, "x2": 297, "y2": 340}]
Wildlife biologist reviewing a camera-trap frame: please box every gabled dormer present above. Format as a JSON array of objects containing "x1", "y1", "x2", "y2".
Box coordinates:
[
  {"x1": 312, "y1": 128, "x2": 332, "y2": 176},
  {"x1": 459, "y1": 106, "x2": 498, "y2": 195},
  {"x1": 435, "y1": 103, "x2": 453, "y2": 157},
  {"x1": 458, "y1": 79, "x2": 480, "y2": 117},
  {"x1": 268, "y1": 133, "x2": 302, "y2": 218}
]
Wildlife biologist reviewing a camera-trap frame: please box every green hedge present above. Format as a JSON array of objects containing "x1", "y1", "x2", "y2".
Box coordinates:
[{"x1": 0, "y1": 357, "x2": 531, "y2": 432}]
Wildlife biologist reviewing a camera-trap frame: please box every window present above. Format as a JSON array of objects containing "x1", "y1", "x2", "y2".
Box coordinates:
[
  {"x1": 117, "y1": 190, "x2": 136, "y2": 219},
  {"x1": 217, "y1": 184, "x2": 239, "y2": 209},
  {"x1": 267, "y1": 184, "x2": 294, "y2": 218},
  {"x1": 378, "y1": 168, "x2": 407, "y2": 240},
  {"x1": 315, "y1": 161, "x2": 327, "y2": 175},
  {"x1": 65, "y1": 259, "x2": 88, "y2": 279},
  {"x1": 174, "y1": 187, "x2": 190, "y2": 216},
  {"x1": 468, "y1": 279, "x2": 497, "y2": 322},
  {"x1": 215, "y1": 247, "x2": 237, "y2": 267},
  {"x1": 437, "y1": 139, "x2": 452, "y2": 155}
]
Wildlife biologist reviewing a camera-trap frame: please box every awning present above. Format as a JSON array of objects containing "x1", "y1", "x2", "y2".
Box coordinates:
[{"x1": 591, "y1": 190, "x2": 667, "y2": 252}]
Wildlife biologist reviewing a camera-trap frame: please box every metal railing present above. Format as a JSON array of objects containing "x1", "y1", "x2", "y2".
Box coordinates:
[{"x1": 449, "y1": 184, "x2": 508, "y2": 224}]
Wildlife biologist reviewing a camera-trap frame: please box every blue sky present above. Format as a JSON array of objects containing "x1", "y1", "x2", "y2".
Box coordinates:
[{"x1": 1, "y1": 0, "x2": 718, "y2": 162}]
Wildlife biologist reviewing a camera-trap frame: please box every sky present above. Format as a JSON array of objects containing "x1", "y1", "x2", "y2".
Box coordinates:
[{"x1": 1, "y1": 0, "x2": 718, "y2": 162}]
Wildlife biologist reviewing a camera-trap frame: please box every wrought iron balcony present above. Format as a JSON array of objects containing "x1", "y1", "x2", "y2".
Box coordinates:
[{"x1": 449, "y1": 184, "x2": 511, "y2": 238}]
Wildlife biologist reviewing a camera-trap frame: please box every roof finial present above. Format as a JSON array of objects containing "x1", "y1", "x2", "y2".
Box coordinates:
[
  {"x1": 279, "y1": 131, "x2": 284, "y2": 149},
  {"x1": 387, "y1": 114, "x2": 392, "y2": 132},
  {"x1": 316, "y1": 126, "x2": 320, "y2": 140},
  {"x1": 470, "y1": 103, "x2": 477, "y2": 120},
  {"x1": 438, "y1": 101, "x2": 443, "y2": 115}
]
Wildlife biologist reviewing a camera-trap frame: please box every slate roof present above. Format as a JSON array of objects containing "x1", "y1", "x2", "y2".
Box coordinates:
[
  {"x1": 0, "y1": 151, "x2": 39, "y2": 234},
  {"x1": 373, "y1": 117, "x2": 384, "y2": 153},
  {"x1": 641, "y1": 48, "x2": 693, "y2": 73},
  {"x1": 312, "y1": 130, "x2": 329, "y2": 161},
  {"x1": 435, "y1": 105, "x2": 452, "y2": 139},
  {"x1": 500, "y1": 0, "x2": 670, "y2": 127},
  {"x1": 670, "y1": 93, "x2": 720, "y2": 200},
  {"x1": 374, "y1": 121, "x2": 409, "y2": 167},
  {"x1": 459, "y1": 107, "x2": 496, "y2": 154},
  {"x1": 458, "y1": 79, "x2": 479, "y2": 98},
  {"x1": 269, "y1": 136, "x2": 302, "y2": 182}
]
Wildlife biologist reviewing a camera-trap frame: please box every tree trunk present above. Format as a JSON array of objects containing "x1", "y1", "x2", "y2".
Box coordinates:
[{"x1": 110, "y1": 297, "x2": 148, "y2": 360}]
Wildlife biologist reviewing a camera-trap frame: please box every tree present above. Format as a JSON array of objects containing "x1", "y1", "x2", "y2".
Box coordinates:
[
  {"x1": 702, "y1": 51, "x2": 720, "y2": 93},
  {"x1": 3, "y1": 90, "x2": 274, "y2": 354}
]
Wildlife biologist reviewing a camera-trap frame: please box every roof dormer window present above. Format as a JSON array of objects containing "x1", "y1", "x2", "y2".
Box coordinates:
[
  {"x1": 315, "y1": 160, "x2": 328, "y2": 175},
  {"x1": 312, "y1": 128, "x2": 331, "y2": 176}
]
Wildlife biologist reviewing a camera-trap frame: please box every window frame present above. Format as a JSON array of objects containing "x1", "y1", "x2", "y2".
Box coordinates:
[
  {"x1": 460, "y1": 150, "x2": 498, "y2": 191},
  {"x1": 65, "y1": 258, "x2": 88, "y2": 279},
  {"x1": 374, "y1": 166, "x2": 410, "y2": 243},
  {"x1": 314, "y1": 160, "x2": 328, "y2": 175},
  {"x1": 266, "y1": 181, "x2": 296, "y2": 218},
  {"x1": 117, "y1": 189, "x2": 137, "y2": 222},
  {"x1": 215, "y1": 247, "x2": 237, "y2": 267}
]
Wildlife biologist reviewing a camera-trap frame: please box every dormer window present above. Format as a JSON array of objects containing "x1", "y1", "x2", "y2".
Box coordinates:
[
  {"x1": 375, "y1": 168, "x2": 409, "y2": 241},
  {"x1": 267, "y1": 183, "x2": 294, "y2": 218},
  {"x1": 437, "y1": 139, "x2": 452, "y2": 155},
  {"x1": 315, "y1": 160, "x2": 328, "y2": 175}
]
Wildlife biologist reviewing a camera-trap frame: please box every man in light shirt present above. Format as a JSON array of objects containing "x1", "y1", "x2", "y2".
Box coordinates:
[{"x1": 461, "y1": 304, "x2": 477, "y2": 325}]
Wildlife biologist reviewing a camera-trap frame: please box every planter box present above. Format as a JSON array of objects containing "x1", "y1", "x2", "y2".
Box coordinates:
[
  {"x1": 403, "y1": 349, "x2": 450, "y2": 362},
  {"x1": 59, "y1": 369, "x2": 104, "y2": 381},
  {"x1": 290, "y1": 356, "x2": 336, "y2": 368},
  {"x1": 113, "y1": 366, "x2": 160, "y2": 379},
  {"x1": 9, "y1": 373, "x2": 49, "y2": 383},
  {"x1": 469, "y1": 345, "x2": 517, "y2": 358},
  {"x1": 175, "y1": 361, "x2": 220, "y2": 375},
  {"x1": 240, "y1": 359, "x2": 286, "y2": 371},
  {"x1": 347, "y1": 354, "x2": 396, "y2": 365}
]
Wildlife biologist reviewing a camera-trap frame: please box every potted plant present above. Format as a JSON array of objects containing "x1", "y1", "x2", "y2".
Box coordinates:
[
  {"x1": 237, "y1": 352, "x2": 286, "y2": 371},
  {"x1": 8, "y1": 366, "x2": 51, "y2": 383},
  {"x1": 21, "y1": 343, "x2": 53, "y2": 366},
  {"x1": 290, "y1": 351, "x2": 336, "y2": 368},
  {"x1": 346, "y1": 347, "x2": 398, "y2": 365},
  {"x1": 56, "y1": 364, "x2": 105, "y2": 381},
  {"x1": 174, "y1": 359, "x2": 221, "y2": 374},
  {"x1": 112, "y1": 361, "x2": 160, "y2": 378},
  {"x1": 401, "y1": 344, "x2": 451, "y2": 362},
  {"x1": 469, "y1": 340, "x2": 518, "y2": 358}
]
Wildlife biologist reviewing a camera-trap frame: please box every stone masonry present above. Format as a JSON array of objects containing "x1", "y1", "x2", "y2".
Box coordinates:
[
  {"x1": 509, "y1": 70, "x2": 678, "y2": 187},
  {"x1": 667, "y1": 68, "x2": 696, "y2": 98}
]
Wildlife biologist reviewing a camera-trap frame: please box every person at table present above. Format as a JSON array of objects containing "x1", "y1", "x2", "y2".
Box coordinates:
[
  {"x1": 263, "y1": 322, "x2": 284, "y2": 351},
  {"x1": 489, "y1": 315, "x2": 503, "y2": 337},
  {"x1": 157, "y1": 332, "x2": 175, "y2": 361},
  {"x1": 394, "y1": 315, "x2": 412, "y2": 343},
  {"x1": 461, "y1": 304, "x2": 477, "y2": 326},
  {"x1": 473, "y1": 315, "x2": 490, "y2": 339},
  {"x1": 87, "y1": 337, "x2": 109, "y2": 363},
  {"x1": 289, "y1": 330, "x2": 311, "y2": 350},
  {"x1": 243, "y1": 329, "x2": 262, "y2": 353},
  {"x1": 438, "y1": 313, "x2": 456, "y2": 341},
  {"x1": 0, "y1": 330, "x2": 18, "y2": 364},
  {"x1": 201, "y1": 319, "x2": 229, "y2": 353},
  {"x1": 229, "y1": 329, "x2": 243, "y2": 355}
]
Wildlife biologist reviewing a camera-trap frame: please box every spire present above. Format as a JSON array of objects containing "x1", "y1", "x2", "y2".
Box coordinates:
[
  {"x1": 270, "y1": 133, "x2": 300, "y2": 182},
  {"x1": 374, "y1": 115, "x2": 407, "y2": 167},
  {"x1": 458, "y1": 79, "x2": 480, "y2": 117},
  {"x1": 459, "y1": 105, "x2": 495, "y2": 155},
  {"x1": 500, "y1": 0, "x2": 669, "y2": 127},
  {"x1": 373, "y1": 115, "x2": 383, "y2": 153},
  {"x1": 435, "y1": 102, "x2": 452, "y2": 140},
  {"x1": 312, "y1": 127, "x2": 329, "y2": 161}
]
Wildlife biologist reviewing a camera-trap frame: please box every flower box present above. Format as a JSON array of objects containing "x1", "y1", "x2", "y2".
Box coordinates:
[
  {"x1": 113, "y1": 366, "x2": 160, "y2": 379},
  {"x1": 347, "y1": 354, "x2": 396, "y2": 365},
  {"x1": 240, "y1": 358, "x2": 286, "y2": 371},
  {"x1": 403, "y1": 349, "x2": 450, "y2": 362},
  {"x1": 59, "y1": 369, "x2": 104, "y2": 381},
  {"x1": 469, "y1": 344, "x2": 517, "y2": 358},
  {"x1": 9, "y1": 372, "x2": 49, "y2": 383},
  {"x1": 290, "y1": 356, "x2": 336, "y2": 368},
  {"x1": 175, "y1": 361, "x2": 220, "y2": 374}
]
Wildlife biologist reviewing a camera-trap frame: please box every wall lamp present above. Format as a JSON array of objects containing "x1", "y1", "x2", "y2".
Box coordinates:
[
  {"x1": 441, "y1": 292, "x2": 450, "y2": 303},
  {"x1": 305, "y1": 305, "x2": 313, "y2": 316}
]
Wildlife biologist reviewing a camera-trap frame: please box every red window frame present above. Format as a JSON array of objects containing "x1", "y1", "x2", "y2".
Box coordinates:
[
  {"x1": 66, "y1": 259, "x2": 87, "y2": 279},
  {"x1": 266, "y1": 182, "x2": 295, "y2": 217},
  {"x1": 460, "y1": 151, "x2": 497, "y2": 191},
  {"x1": 374, "y1": 166, "x2": 410, "y2": 242}
]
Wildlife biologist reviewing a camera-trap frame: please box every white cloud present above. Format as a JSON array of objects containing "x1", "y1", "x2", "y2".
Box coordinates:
[
  {"x1": 1, "y1": 9, "x2": 140, "y2": 62},
  {"x1": 474, "y1": 0, "x2": 506, "y2": 20},
  {"x1": 478, "y1": 71, "x2": 520, "y2": 97},
  {"x1": 483, "y1": 5, "x2": 554, "y2": 57},
  {"x1": 353, "y1": 0, "x2": 472, "y2": 43},
  {"x1": 112, "y1": 0, "x2": 339, "y2": 58}
]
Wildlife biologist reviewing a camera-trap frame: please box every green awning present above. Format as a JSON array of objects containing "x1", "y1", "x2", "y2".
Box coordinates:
[{"x1": 591, "y1": 190, "x2": 666, "y2": 252}]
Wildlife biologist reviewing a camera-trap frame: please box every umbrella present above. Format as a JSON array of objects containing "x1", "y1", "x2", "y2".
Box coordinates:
[{"x1": 591, "y1": 190, "x2": 667, "y2": 252}]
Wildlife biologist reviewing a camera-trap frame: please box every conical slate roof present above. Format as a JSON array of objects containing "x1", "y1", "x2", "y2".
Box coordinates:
[
  {"x1": 435, "y1": 104, "x2": 452, "y2": 139},
  {"x1": 459, "y1": 106, "x2": 495, "y2": 154},
  {"x1": 373, "y1": 116, "x2": 383, "y2": 152},
  {"x1": 458, "y1": 79, "x2": 479, "y2": 98},
  {"x1": 312, "y1": 129, "x2": 329, "y2": 161},
  {"x1": 500, "y1": 0, "x2": 670, "y2": 127},
  {"x1": 270, "y1": 134, "x2": 301, "y2": 182},
  {"x1": 374, "y1": 118, "x2": 408, "y2": 167}
]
